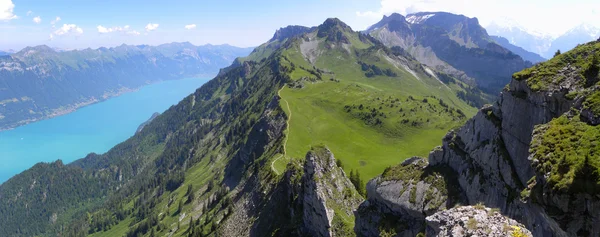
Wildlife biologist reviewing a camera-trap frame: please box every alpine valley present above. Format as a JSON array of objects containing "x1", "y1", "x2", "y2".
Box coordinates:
[{"x1": 0, "y1": 11, "x2": 599, "y2": 237}]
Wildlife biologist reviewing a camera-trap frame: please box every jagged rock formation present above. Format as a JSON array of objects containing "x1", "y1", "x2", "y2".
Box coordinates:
[
  {"x1": 426, "y1": 205, "x2": 533, "y2": 237},
  {"x1": 300, "y1": 147, "x2": 364, "y2": 236},
  {"x1": 358, "y1": 40, "x2": 600, "y2": 237},
  {"x1": 225, "y1": 146, "x2": 363, "y2": 237}
]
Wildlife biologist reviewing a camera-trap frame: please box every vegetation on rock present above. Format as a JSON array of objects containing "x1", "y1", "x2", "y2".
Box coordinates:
[{"x1": 531, "y1": 114, "x2": 600, "y2": 193}]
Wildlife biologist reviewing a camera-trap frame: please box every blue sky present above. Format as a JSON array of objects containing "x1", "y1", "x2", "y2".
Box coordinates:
[
  {"x1": 1, "y1": 0, "x2": 599, "y2": 50},
  {"x1": 0, "y1": 0, "x2": 379, "y2": 50}
]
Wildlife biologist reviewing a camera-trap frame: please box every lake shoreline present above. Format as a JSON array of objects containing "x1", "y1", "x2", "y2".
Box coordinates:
[
  {"x1": 0, "y1": 76, "x2": 210, "y2": 183},
  {"x1": 0, "y1": 74, "x2": 215, "y2": 132}
]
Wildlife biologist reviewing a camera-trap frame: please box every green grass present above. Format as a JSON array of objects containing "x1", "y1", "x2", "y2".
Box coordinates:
[
  {"x1": 513, "y1": 41, "x2": 600, "y2": 91},
  {"x1": 531, "y1": 114, "x2": 600, "y2": 193},
  {"x1": 274, "y1": 42, "x2": 476, "y2": 180},
  {"x1": 584, "y1": 91, "x2": 600, "y2": 115},
  {"x1": 88, "y1": 217, "x2": 134, "y2": 237}
]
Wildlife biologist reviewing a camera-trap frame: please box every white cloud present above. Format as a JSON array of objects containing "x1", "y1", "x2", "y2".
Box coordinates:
[
  {"x1": 54, "y1": 24, "x2": 83, "y2": 36},
  {"x1": 0, "y1": 0, "x2": 17, "y2": 21},
  {"x1": 145, "y1": 23, "x2": 159, "y2": 32},
  {"x1": 33, "y1": 16, "x2": 41, "y2": 24},
  {"x1": 97, "y1": 25, "x2": 110, "y2": 33},
  {"x1": 185, "y1": 24, "x2": 197, "y2": 30},
  {"x1": 50, "y1": 16, "x2": 61, "y2": 25},
  {"x1": 26, "y1": 10, "x2": 32, "y2": 16},
  {"x1": 97, "y1": 25, "x2": 140, "y2": 35},
  {"x1": 357, "y1": 0, "x2": 600, "y2": 36}
]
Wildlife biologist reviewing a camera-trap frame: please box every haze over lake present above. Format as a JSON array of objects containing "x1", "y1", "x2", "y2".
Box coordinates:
[{"x1": 0, "y1": 77, "x2": 209, "y2": 183}]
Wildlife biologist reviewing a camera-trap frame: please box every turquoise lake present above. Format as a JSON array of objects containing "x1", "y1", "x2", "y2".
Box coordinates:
[{"x1": 0, "y1": 77, "x2": 209, "y2": 183}]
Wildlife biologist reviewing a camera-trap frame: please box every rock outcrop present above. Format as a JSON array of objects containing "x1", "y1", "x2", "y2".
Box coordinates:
[
  {"x1": 227, "y1": 146, "x2": 364, "y2": 237},
  {"x1": 301, "y1": 147, "x2": 364, "y2": 236},
  {"x1": 426, "y1": 205, "x2": 533, "y2": 237},
  {"x1": 355, "y1": 157, "x2": 465, "y2": 236}
]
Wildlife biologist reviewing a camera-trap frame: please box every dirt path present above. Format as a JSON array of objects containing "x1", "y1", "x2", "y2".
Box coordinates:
[{"x1": 271, "y1": 86, "x2": 291, "y2": 175}]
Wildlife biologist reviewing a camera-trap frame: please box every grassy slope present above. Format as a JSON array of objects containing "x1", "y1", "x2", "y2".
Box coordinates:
[{"x1": 273, "y1": 32, "x2": 477, "y2": 180}]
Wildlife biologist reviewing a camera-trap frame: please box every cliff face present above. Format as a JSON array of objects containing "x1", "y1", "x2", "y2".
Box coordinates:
[{"x1": 358, "y1": 41, "x2": 600, "y2": 237}]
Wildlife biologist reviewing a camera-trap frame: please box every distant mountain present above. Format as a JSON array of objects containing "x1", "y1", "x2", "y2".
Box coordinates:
[
  {"x1": 0, "y1": 43, "x2": 253, "y2": 130},
  {"x1": 240, "y1": 25, "x2": 315, "y2": 62},
  {"x1": 547, "y1": 23, "x2": 600, "y2": 58},
  {"x1": 0, "y1": 50, "x2": 13, "y2": 56},
  {"x1": 270, "y1": 25, "x2": 315, "y2": 42},
  {"x1": 486, "y1": 21, "x2": 600, "y2": 59},
  {"x1": 490, "y1": 35, "x2": 546, "y2": 63},
  {"x1": 366, "y1": 12, "x2": 532, "y2": 94},
  {"x1": 485, "y1": 20, "x2": 553, "y2": 57}
]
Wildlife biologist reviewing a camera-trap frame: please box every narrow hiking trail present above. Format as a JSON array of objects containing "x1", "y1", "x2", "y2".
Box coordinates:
[{"x1": 271, "y1": 86, "x2": 291, "y2": 175}]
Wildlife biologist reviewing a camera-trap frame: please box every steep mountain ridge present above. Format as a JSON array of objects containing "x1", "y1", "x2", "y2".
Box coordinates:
[
  {"x1": 0, "y1": 43, "x2": 253, "y2": 130},
  {"x1": 366, "y1": 12, "x2": 532, "y2": 94}
]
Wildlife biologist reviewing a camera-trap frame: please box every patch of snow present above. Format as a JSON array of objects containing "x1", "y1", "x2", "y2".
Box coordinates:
[
  {"x1": 565, "y1": 23, "x2": 600, "y2": 38},
  {"x1": 0, "y1": 61, "x2": 23, "y2": 72},
  {"x1": 423, "y1": 66, "x2": 450, "y2": 89},
  {"x1": 406, "y1": 14, "x2": 435, "y2": 24},
  {"x1": 381, "y1": 53, "x2": 421, "y2": 82}
]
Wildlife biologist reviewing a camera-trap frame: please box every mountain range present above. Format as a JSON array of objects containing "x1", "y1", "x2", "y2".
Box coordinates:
[
  {"x1": 490, "y1": 35, "x2": 546, "y2": 63},
  {"x1": 0, "y1": 50, "x2": 13, "y2": 56},
  {"x1": 487, "y1": 21, "x2": 600, "y2": 59},
  {"x1": 0, "y1": 11, "x2": 598, "y2": 237},
  {"x1": 0, "y1": 43, "x2": 253, "y2": 130}
]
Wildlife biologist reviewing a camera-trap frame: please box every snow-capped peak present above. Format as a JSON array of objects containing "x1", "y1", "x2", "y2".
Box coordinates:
[
  {"x1": 565, "y1": 23, "x2": 600, "y2": 38},
  {"x1": 486, "y1": 17, "x2": 550, "y2": 38},
  {"x1": 406, "y1": 14, "x2": 435, "y2": 24}
]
